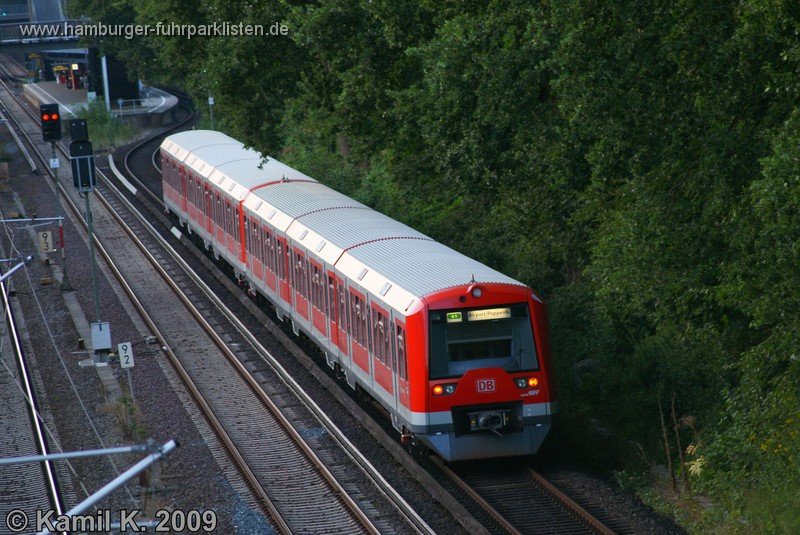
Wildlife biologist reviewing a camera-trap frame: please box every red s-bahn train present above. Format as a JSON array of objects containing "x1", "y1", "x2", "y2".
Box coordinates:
[{"x1": 160, "y1": 130, "x2": 557, "y2": 461}]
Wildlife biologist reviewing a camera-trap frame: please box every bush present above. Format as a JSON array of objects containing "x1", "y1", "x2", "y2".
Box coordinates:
[{"x1": 74, "y1": 99, "x2": 135, "y2": 150}]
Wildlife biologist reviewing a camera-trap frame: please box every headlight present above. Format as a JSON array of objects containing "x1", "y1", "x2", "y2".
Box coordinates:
[
  {"x1": 432, "y1": 383, "x2": 457, "y2": 396},
  {"x1": 515, "y1": 377, "x2": 540, "y2": 389}
]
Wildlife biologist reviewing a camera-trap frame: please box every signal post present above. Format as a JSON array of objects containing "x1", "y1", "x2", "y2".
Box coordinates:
[{"x1": 38, "y1": 103, "x2": 72, "y2": 291}]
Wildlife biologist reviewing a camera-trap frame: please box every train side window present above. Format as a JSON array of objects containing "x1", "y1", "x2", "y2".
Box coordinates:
[
  {"x1": 260, "y1": 227, "x2": 267, "y2": 266},
  {"x1": 311, "y1": 264, "x2": 322, "y2": 312},
  {"x1": 284, "y1": 242, "x2": 290, "y2": 284},
  {"x1": 305, "y1": 258, "x2": 312, "y2": 300},
  {"x1": 251, "y1": 222, "x2": 259, "y2": 260},
  {"x1": 396, "y1": 325, "x2": 407, "y2": 380},
  {"x1": 310, "y1": 265, "x2": 316, "y2": 308},
  {"x1": 372, "y1": 309, "x2": 381, "y2": 363},
  {"x1": 196, "y1": 178, "x2": 202, "y2": 209},
  {"x1": 326, "y1": 276, "x2": 334, "y2": 319},
  {"x1": 362, "y1": 305, "x2": 368, "y2": 348},
  {"x1": 245, "y1": 219, "x2": 252, "y2": 255},
  {"x1": 294, "y1": 252, "x2": 304, "y2": 296},
  {"x1": 338, "y1": 283, "x2": 348, "y2": 333},
  {"x1": 355, "y1": 297, "x2": 362, "y2": 345},
  {"x1": 345, "y1": 290, "x2": 351, "y2": 336},
  {"x1": 390, "y1": 322, "x2": 397, "y2": 372},
  {"x1": 276, "y1": 239, "x2": 284, "y2": 280},
  {"x1": 373, "y1": 309, "x2": 387, "y2": 365},
  {"x1": 317, "y1": 268, "x2": 323, "y2": 312},
  {"x1": 365, "y1": 305, "x2": 372, "y2": 352},
  {"x1": 266, "y1": 230, "x2": 274, "y2": 272},
  {"x1": 349, "y1": 292, "x2": 359, "y2": 340}
]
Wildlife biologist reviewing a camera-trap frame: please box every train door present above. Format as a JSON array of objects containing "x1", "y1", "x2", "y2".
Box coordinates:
[
  {"x1": 215, "y1": 192, "x2": 224, "y2": 245},
  {"x1": 371, "y1": 302, "x2": 394, "y2": 399},
  {"x1": 276, "y1": 236, "x2": 291, "y2": 304},
  {"x1": 335, "y1": 275, "x2": 349, "y2": 358},
  {"x1": 327, "y1": 270, "x2": 338, "y2": 351},
  {"x1": 187, "y1": 175, "x2": 196, "y2": 222},
  {"x1": 292, "y1": 247, "x2": 310, "y2": 320},
  {"x1": 309, "y1": 258, "x2": 327, "y2": 336},
  {"x1": 247, "y1": 216, "x2": 261, "y2": 282},
  {"x1": 204, "y1": 186, "x2": 213, "y2": 235},
  {"x1": 224, "y1": 200, "x2": 236, "y2": 256},
  {"x1": 263, "y1": 226, "x2": 277, "y2": 293},
  {"x1": 179, "y1": 167, "x2": 187, "y2": 215},
  {"x1": 348, "y1": 287, "x2": 370, "y2": 376},
  {"x1": 395, "y1": 318, "x2": 410, "y2": 409}
]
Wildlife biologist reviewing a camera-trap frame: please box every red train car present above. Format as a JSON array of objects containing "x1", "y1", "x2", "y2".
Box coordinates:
[{"x1": 160, "y1": 131, "x2": 557, "y2": 460}]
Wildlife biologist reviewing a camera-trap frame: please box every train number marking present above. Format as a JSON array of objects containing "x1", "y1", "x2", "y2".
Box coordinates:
[{"x1": 476, "y1": 378, "x2": 496, "y2": 393}]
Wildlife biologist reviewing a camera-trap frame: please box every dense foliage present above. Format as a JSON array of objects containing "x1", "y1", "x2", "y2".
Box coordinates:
[{"x1": 67, "y1": 0, "x2": 799, "y2": 530}]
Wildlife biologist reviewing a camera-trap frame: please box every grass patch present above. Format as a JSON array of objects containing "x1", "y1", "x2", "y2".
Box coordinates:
[{"x1": 73, "y1": 100, "x2": 136, "y2": 150}]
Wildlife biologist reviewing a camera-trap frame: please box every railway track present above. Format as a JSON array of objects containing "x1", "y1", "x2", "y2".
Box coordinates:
[
  {"x1": 113, "y1": 87, "x2": 629, "y2": 535},
  {"x1": 0, "y1": 60, "x2": 431, "y2": 534},
  {"x1": 2, "y1": 52, "x2": 634, "y2": 533},
  {"x1": 0, "y1": 54, "x2": 67, "y2": 532},
  {"x1": 433, "y1": 459, "x2": 617, "y2": 535},
  {"x1": 0, "y1": 264, "x2": 66, "y2": 533}
]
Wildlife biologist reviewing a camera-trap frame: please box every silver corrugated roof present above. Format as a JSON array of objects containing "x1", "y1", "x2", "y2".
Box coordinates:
[
  {"x1": 167, "y1": 130, "x2": 242, "y2": 153},
  {"x1": 165, "y1": 130, "x2": 317, "y2": 187},
  {"x1": 251, "y1": 181, "x2": 364, "y2": 217},
  {"x1": 297, "y1": 207, "x2": 431, "y2": 250},
  {"x1": 164, "y1": 130, "x2": 527, "y2": 301},
  {"x1": 346, "y1": 239, "x2": 522, "y2": 297}
]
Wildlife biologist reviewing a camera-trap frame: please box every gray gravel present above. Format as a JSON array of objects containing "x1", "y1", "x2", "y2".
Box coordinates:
[{"x1": 0, "y1": 104, "x2": 259, "y2": 532}]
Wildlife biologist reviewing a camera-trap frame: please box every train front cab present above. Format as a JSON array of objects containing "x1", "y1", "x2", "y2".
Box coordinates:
[{"x1": 414, "y1": 284, "x2": 556, "y2": 461}]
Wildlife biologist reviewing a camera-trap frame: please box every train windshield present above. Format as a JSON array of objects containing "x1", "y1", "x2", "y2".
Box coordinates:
[{"x1": 428, "y1": 303, "x2": 538, "y2": 379}]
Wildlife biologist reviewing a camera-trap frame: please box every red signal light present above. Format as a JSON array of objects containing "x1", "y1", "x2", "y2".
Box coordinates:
[{"x1": 39, "y1": 103, "x2": 62, "y2": 142}]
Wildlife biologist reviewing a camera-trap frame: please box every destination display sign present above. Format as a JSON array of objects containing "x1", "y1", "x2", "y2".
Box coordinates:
[{"x1": 467, "y1": 307, "x2": 511, "y2": 322}]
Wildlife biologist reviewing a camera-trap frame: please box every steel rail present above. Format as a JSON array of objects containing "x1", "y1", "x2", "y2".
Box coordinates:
[
  {"x1": 528, "y1": 468, "x2": 617, "y2": 535},
  {"x1": 0, "y1": 280, "x2": 65, "y2": 528},
  {"x1": 120, "y1": 96, "x2": 195, "y2": 210},
  {"x1": 0, "y1": 173, "x2": 65, "y2": 535},
  {"x1": 114, "y1": 149, "x2": 436, "y2": 535},
  {"x1": 7, "y1": 67, "x2": 439, "y2": 535},
  {"x1": 112, "y1": 102, "x2": 435, "y2": 534},
  {"x1": 92, "y1": 164, "x2": 382, "y2": 534},
  {"x1": 24, "y1": 96, "x2": 381, "y2": 532},
  {"x1": 431, "y1": 457, "x2": 523, "y2": 535},
  {"x1": 63, "y1": 192, "x2": 292, "y2": 533},
  {"x1": 0, "y1": 81, "x2": 291, "y2": 532},
  {"x1": 433, "y1": 453, "x2": 618, "y2": 535}
]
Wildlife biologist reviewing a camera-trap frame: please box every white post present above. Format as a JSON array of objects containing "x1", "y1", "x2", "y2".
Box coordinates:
[
  {"x1": 38, "y1": 440, "x2": 177, "y2": 535},
  {"x1": 101, "y1": 55, "x2": 110, "y2": 112}
]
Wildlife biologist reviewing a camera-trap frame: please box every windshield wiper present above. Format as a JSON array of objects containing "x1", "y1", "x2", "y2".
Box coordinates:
[{"x1": 503, "y1": 348, "x2": 524, "y2": 370}]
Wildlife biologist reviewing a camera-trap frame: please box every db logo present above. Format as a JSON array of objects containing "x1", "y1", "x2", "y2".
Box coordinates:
[{"x1": 476, "y1": 378, "x2": 496, "y2": 393}]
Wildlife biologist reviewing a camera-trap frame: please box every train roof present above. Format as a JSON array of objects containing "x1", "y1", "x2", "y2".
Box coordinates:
[
  {"x1": 161, "y1": 130, "x2": 316, "y2": 191},
  {"x1": 340, "y1": 239, "x2": 522, "y2": 299},
  {"x1": 162, "y1": 131, "x2": 528, "y2": 313}
]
